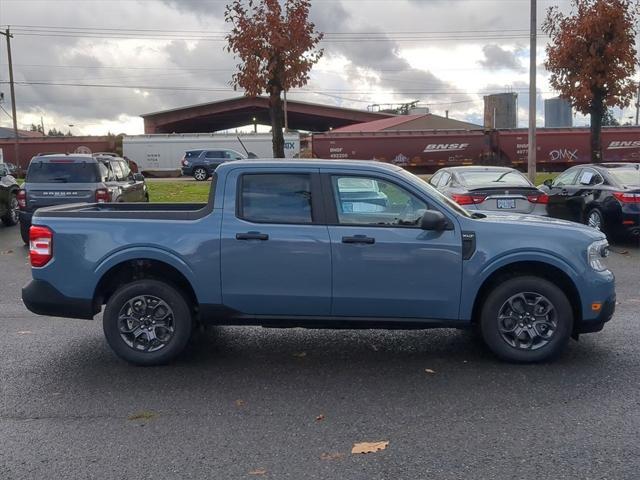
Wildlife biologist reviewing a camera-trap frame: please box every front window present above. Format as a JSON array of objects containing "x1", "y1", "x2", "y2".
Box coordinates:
[
  {"x1": 331, "y1": 175, "x2": 427, "y2": 226},
  {"x1": 240, "y1": 173, "x2": 313, "y2": 224},
  {"x1": 552, "y1": 169, "x2": 580, "y2": 187}
]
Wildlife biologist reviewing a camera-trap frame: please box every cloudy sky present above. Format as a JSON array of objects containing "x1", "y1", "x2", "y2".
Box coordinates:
[{"x1": 0, "y1": 0, "x2": 638, "y2": 135}]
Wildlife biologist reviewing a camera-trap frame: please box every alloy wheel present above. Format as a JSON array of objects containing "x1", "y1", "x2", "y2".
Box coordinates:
[
  {"x1": 497, "y1": 292, "x2": 557, "y2": 350},
  {"x1": 9, "y1": 195, "x2": 19, "y2": 224},
  {"x1": 118, "y1": 295, "x2": 175, "y2": 352},
  {"x1": 587, "y1": 211, "x2": 602, "y2": 230},
  {"x1": 194, "y1": 168, "x2": 207, "y2": 181}
]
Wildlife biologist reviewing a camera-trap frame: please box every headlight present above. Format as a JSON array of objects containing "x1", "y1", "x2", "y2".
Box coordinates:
[{"x1": 588, "y1": 239, "x2": 610, "y2": 271}]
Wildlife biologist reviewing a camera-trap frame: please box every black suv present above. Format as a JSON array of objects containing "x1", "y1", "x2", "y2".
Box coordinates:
[
  {"x1": 0, "y1": 163, "x2": 19, "y2": 228},
  {"x1": 181, "y1": 149, "x2": 246, "y2": 181},
  {"x1": 18, "y1": 154, "x2": 148, "y2": 243}
]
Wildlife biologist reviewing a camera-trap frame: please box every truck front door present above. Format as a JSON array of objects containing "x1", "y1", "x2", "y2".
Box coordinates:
[
  {"x1": 220, "y1": 169, "x2": 331, "y2": 316},
  {"x1": 323, "y1": 172, "x2": 463, "y2": 320}
]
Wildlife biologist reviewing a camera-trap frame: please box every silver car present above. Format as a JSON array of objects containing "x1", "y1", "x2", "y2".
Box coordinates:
[{"x1": 429, "y1": 166, "x2": 548, "y2": 215}]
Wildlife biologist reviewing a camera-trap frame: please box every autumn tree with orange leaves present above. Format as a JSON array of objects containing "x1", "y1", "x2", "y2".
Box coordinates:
[
  {"x1": 225, "y1": 0, "x2": 323, "y2": 157},
  {"x1": 543, "y1": 0, "x2": 639, "y2": 163}
]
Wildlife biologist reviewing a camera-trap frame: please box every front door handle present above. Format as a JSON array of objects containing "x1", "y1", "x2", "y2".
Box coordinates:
[
  {"x1": 236, "y1": 232, "x2": 269, "y2": 241},
  {"x1": 342, "y1": 235, "x2": 375, "y2": 245}
]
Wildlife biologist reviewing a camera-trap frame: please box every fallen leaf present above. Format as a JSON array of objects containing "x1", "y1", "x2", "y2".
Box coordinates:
[
  {"x1": 425, "y1": 368, "x2": 436, "y2": 374},
  {"x1": 292, "y1": 352, "x2": 307, "y2": 358},
  {"x1": 235, "y1": 399, "x2": 246, "y2": 407},
  {"x1": 17, "y1": 331, "x2": 33, "y2": 335},
  {"x1": 321, "y1": 452, "x2": 344, "y2": 460},
  {"x1": 1, "y1": 249, "x2": 14, "y2": 255},
  {"x1": 315, "y1": 414, "x2": 325, "y2": 422},
  {"x1": 127, "y1": 411, "x2": 156, "y2": 421},
  {"x1": 352, "y1": 441, "x2": 389, "y2": 454},
  {"x1": 248, "y1": 468, "x2": 267, "y2": 475}
]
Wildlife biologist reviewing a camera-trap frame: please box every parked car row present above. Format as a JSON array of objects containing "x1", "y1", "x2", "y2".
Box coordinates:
[
  {"x1": 429, "y1": 163, "x2": 640, "y2": 238},
  {"x1": 16, "y1": 153, "x2": 149, "y2": 243}
]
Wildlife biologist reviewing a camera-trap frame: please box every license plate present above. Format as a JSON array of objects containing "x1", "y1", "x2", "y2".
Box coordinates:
[{"x1": 497, "y1": 199, "x2": 516, "y2": 209}]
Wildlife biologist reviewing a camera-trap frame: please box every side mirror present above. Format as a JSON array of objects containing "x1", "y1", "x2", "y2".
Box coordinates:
[
  {"x1": 133, "y1": 173, "x2": 145, "y2": 182},
  {"x1": 543, "y1": 179, "x2": 553, "y2": 187},
  {"x1": 420, "y1": 210, "x2": 450, "y2": 231}
]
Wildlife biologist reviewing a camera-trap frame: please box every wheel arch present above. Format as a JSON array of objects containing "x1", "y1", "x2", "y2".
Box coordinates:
[
  {"x1": 470, "y1": 260, "x2": 582, "y2": 331},
  {"x1": 93, "y1": 258, "x2": 199, "y2": 313}
]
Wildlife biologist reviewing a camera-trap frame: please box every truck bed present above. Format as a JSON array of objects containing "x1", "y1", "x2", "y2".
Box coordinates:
[{"x1": 33, "y1": 202, "x2": 211, "y2": 220}]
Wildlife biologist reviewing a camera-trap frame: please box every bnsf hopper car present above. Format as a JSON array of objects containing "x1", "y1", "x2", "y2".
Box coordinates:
[{"x1": 311, "y1": 127, "x2": 640, "y2": 172}]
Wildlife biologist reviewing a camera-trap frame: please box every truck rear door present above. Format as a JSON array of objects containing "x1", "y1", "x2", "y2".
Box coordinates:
[
  {"x1": 322, "y1": 170, "x2": 463, "y2": 320},
  {"x1": 220, "y1": 168, "x2": 331, "y2": 316}
]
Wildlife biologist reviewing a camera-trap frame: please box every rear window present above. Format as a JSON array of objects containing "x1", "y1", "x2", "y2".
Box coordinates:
[
  {"x1": 185, "y1": 151, "x2": 203, "y2": 158},
  {"x1": 607, "y1": 167, "x2": 640, "y2": 187},
  {"x1": 458, "y1": 170, "x2": 531, "y2": 187},
  {"x1": 240, "y1": 174, "x2": 313, "y2": 224},
  {"x1": 26, "y1": 160, "x2": 99, "y2": 183}
]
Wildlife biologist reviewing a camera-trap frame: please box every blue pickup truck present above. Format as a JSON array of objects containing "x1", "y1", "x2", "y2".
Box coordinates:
[{"x1": 22, "y1": 160, "x2": 615, "y2": 365}]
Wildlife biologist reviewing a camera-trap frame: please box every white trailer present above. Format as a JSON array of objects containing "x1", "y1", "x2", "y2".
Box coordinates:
[{"x1": 123, "y1": 133, "x2": 301, "y2": 175}]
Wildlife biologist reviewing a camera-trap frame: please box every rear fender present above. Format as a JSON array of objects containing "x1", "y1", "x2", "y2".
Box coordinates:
[{"x1": 94, "y1": 246, "x2": 200, "y2": 299}]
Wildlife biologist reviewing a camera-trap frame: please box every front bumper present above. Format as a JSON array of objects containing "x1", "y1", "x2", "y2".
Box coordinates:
[
  {"x1": 22, "y1": 279, "x2": 97, "y2": 320},
  {"x1": 575, "y1": 294, "x2": 616, "y2": 334}
]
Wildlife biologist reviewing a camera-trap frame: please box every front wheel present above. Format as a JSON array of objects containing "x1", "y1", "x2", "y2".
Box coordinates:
[
  {"x1": 1, "y1": 193, "x2": 19, "y2": 226},
  {"x1": 103, "y1": 279, "x2": 193, "y2": 365},
  {"x1": 193, "y1": 167, "x2": 208, "y2": 181},
  {"x1": 479, "y1": 276, "x2": 573, "y2": 363}
]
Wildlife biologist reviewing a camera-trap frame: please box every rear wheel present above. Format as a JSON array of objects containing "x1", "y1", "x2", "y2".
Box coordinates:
[
  {"x1": 1, "y1": 193, "x2": 19, "y2": 226},
  {"x1": 193, "y1": 167, "x2": 208, "y2": 181},
  {"x1": 103, "y1": 279, "x2": 193, "y2": 365},
  {"x1": 479, "y1": 276, "x2": 573, "y2": 363},
  {"x1": 585, "y1": 207, "x2": 604, "y2": 231}
]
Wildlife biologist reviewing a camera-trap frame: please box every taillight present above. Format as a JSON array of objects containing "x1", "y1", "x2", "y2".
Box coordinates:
[
  {"x1": 95, "y1": 188, "x2": 111, "y2": 203},
  {"x1": 613, "y1": 192, "x2": 640, "y2": 203},
  {"x1": 29, "y1": 225, "x2": 53, "y2": 267},
  {"x1": 181, "y1": 157, "x2": 189, "y2": 167},
  {"x1": 452, "y1": 194, "x2": 486, "y2": 205},
  {"x1": 527, "y1": 194, "x2": 549, "y2": 204},
  {"x1": 17, "y1": 189, "x2": 27, "y2": 209}
]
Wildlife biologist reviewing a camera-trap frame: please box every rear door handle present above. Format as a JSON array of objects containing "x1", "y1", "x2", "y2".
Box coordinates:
[
  {"x1": 236, "y1": 232, "x2": 269, "y2": 241},
  {"x1": 342, "y1": 235, "x2": 375, "y2": 245}
]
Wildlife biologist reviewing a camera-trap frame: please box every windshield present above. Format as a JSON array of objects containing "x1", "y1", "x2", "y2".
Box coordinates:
[
  {"x1": 607, "y1": 167, "x2": 640, "y2": 187},
  {"x1": 26, "y1": 161, "x2": 99, "y2": 183},
  {"x1": 458, "y1": 170, "x2": 532, "y2": 187},
  {"x1": 399, "y1": 169, "x2": 473, "y2": 218}
]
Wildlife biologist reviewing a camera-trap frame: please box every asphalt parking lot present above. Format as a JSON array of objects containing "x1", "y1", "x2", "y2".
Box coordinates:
[{"x1": 1, "y1": 224, "x2": 639, "y2": 479}]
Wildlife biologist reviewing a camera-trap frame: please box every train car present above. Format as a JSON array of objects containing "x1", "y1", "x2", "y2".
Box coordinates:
[
  {"x1": 311, "y1": 129, "x2": 488, "y2": 172},
  {"x1": 494, "y1": 127, "x2": 640, "y2": 169},
  {"x1": 312, "y1": 126, "x2": 640, "y2": 172}
]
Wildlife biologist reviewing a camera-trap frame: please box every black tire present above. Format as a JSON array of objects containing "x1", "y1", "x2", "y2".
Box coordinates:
[
  {"x1": 103, "y1": 279, "x2": 193, "y2": 366},
  {"x1": 585, "y1": 207, "x2": 605, "y2": 232},
  {"x1": 479, "y1": 276, "x2": 573, "y2": 363},
  {"x1": 193, "y1": 167, "x2": 208, "y2": 181},
  {"x1": 1, "y1": 193, "x2": 19, "y2": 226},
  {"x1": 20, "y1": 219, "x2": 30, "y2": 245}
]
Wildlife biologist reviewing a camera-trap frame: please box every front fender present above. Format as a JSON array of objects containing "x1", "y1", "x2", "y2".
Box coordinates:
[{"x1": 459, "y1": 249, "x2": 583, "y2": 321}]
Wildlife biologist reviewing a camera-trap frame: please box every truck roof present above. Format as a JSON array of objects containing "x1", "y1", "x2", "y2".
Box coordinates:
[{"x1": 219, "y1": 158, "x2": 403, "y2": 172}]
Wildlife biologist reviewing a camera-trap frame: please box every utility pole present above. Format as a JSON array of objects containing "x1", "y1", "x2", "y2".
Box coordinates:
[
  {"x1": 635, "y1": 81, "x2": 639, "y2": 126},
  {"x1": 527, "y1": 0, "x2": 537, "y2": 182},
  {"x1": 1, "y1": 28, "x2": 19, "y2": 167}
]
